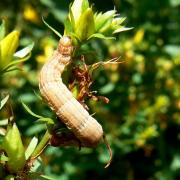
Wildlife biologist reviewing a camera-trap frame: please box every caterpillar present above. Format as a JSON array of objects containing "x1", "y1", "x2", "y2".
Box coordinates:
[{"x1": 39, "y1": 36, "x2": 103, "y2": 147}]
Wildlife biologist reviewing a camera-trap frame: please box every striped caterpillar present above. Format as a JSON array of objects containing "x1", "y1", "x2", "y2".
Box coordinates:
[{"x1": 39, "y1": 36, "x2": 103, "y2": 147}]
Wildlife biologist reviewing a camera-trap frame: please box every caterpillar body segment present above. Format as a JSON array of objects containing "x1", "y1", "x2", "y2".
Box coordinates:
[{"x1": 39, "y1": 36, "x2": 103, "y2": 147}]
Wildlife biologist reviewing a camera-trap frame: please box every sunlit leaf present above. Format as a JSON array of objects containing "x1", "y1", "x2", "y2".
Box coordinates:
[
  {"x1": 25, "y1": 137, "x2": 38, "y2": 160},
  {"x1": 88, "y1": 33, "x2": 115, "y2": 40},
  {"x1": 0, "y1": 94, "x2": 9, "y2": 110},
  {"x1": 14, "y1": 42, "x2": 34, "y2": 58},
  {"x1": 0, "y1": 30, "x2": 19, "y2": 68}
]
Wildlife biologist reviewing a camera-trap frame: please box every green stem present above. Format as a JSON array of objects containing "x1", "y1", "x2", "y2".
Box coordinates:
[{"x1": 31, "y1": 130, "x2": 51, "y2": 159}]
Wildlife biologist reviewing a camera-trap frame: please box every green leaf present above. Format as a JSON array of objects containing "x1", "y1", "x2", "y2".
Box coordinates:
[
  {"x1": 42, "y1": 17, "x2": 62, "y2": 38},
  {"x1": 71, "y1": 0, "x2": 89, "y2": 23},
  {"x1": 3, "y1": 123, "x2": 26, "y2": 173},
  {"x1": 64, "y1": 17, "x2": 74, "y2": 35},
  {"x1": 0, "y1": 20, "x2": 6, "y2": 41},
  {"x1": 25, "y1": 137, "x2": 38, "y2": 160},
  {"x1": 3, "y1": 52, "x2": 31, "y2": 69},
  {"x1": 0, "y1": 30, "x2": 19, "y2": 69},
  {"x1": 76, "y1": 8, "x2": 95, "y2": 41},
  {"x1": 0, "y1": 94, "x2": 9, "y2": 110},
  {"x1": 94, "y1": 10, "x2": 115, "y2": 32},
  {"x1": 0, "y1": 66, "x2": 20, "y2": 75},
  {"x1": 88, "y1": 33, "x2": 115, "y2": 40},
  {"x1": 113, "y1": 27, "x2": 133, "y2": 34},
  {"x1": 0, "y1": 118, "x2": 9, "y2": 126},
  {"x1": 39, "y1": 175, "x2": 55, "y2": 180},
  {"x1": 22, "y1": 102, "x2": 43, "y2": 119},
  {"x1": 0, "y1": 52, "x2": 31, "y2": 75},
  {"x1": 36, "y1": 118, "x2": 54, "y2": 125},
  {"x1": 14, "y1": 42, "x2": 34, "y2": 58}
]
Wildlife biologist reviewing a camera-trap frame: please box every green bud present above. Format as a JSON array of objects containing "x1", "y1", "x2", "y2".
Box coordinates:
[
  {"x1": 71, "y1": 0, "x2": 89, "y2": 24},
  {"x1": 0, "y1": 30, "x2": 19, "y2": 70},
  {"x1": 3, "y1": 123, "x2": 25, "y2": 173},
  {"x1": 75, "y1": 8, "x2": 95, "y2": 41}
]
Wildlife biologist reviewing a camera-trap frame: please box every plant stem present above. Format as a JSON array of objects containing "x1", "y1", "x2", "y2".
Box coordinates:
[{"x1": 31, "y1": 130, "x2": 51, "y2": 159}]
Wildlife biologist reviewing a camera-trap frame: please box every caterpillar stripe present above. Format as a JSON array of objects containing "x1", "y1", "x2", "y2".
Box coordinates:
[{"x1": 39, "y1": 36, "x2": 103, "y2": 147}]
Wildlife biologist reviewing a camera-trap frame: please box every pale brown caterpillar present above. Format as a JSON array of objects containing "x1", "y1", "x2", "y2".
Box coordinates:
[{"x1": 39, "y1": 36, "x2": 103, "y2": 147}]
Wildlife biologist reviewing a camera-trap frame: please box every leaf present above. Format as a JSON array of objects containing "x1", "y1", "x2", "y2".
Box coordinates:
[
  {"x1": 0, "y1": 119, "x2": 9, "y2": 126},
  {"x1": 0, "y1": 94, "x2": 9, "y2": 110},
  {"x1": 88, "y1": 33, "x2": 115, "y2": 40},
  {"x1": 22, "y1": 102, "x2": 43, "y2": 119},
  {"x1": 42, "y1": 17, "x2": 62, "y2": 38},
  {"x1": 113, "y1": 27, "x2": 133, "y2": 34},
  {"x1": 71, "y1": 0, "x2": 89, "y2": 23},
  {"x1": 36, "y1": 118, "x2": 54, "y2": 125},
  {"x1": 75, "y1": 8, "x2": 95, "y2": 41},
  {"x1": 25, "y1": 137, "x2": 38, "y2": 160},
  {"x1": 64, "y1": 17, "x2": 74, "y2": 35},
  {"x1": 3, "y1": 123, "x2": 26, "y2": 173},
  {"x1": 14, "y1": 42, "x2": 34, "y2": 58},
  {"x1": 39, "y1": 175, "x2": 55, "y2": 180},
  {"x1": 2, "y1": 52, "x2": 31, "y2": 71},
  {"x1": 0, "y1": 30, "x2": 19, "y2": 69},
  {"x1": 0, "y1": 66, "x2": 20, "y2": 75},
  {"x1": 0, "y1": 20, "x2": 6, "y2": 41},
  {"x1": 94, "y1": 10, "x2": 115, "y2": 32}
]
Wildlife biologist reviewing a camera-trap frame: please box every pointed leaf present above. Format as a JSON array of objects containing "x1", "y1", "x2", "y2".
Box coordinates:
[
  {"x1": 64, "y1": 17, "x2": 74, "y2": 35},
  {"x1": 88, "y1": 33, "x2": 115, "y2": 40},
  {"x1": 36, "y1": 117, "x2": 54, "y2": 125},
  {"x1": 0, "y1": 30, "x2": 19, "y2": 69},
  {"x1": 22, "y1": 102, "x2": 43, "y2": 119},
  {"x1": 113, "y1": 27, "x2": 133, "y2": 33},
  {"x1": 42, "y1": 17, "x2": 62, "y2": 38},
  {"x1": 25, "y1": 137, "x2": 38, "y2": 160},
  {"x1": 71, "y1": 0, "x2": 89, "y2": 23},
  {"x1": 39, "y1": 175, "x2": 55, "y2": 180},
  {"x1": 76, "y1": 8, "x2": 95, "y2": 41},
  {"x1": 3, "y1": 123, "x2": 26, "y2": 173},
  {"x1": 94, "y1": 10, "x2": 115, "y2": 32},
  {"x1": 14, "y1": 42, "x2": 34, "y2": 58},
  {"x1": 0, "y1": 94, "x2": 9, "y2": 110}
]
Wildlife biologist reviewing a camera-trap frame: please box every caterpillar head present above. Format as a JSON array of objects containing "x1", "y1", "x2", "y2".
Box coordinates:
[{"x1": 58, "y1": 36, "x2": 73, "y2": 55}]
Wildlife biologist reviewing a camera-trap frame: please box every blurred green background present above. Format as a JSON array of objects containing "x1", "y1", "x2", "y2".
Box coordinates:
[{"x1": 0, "y1": 0, "x2": 180, "y2": 179}]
